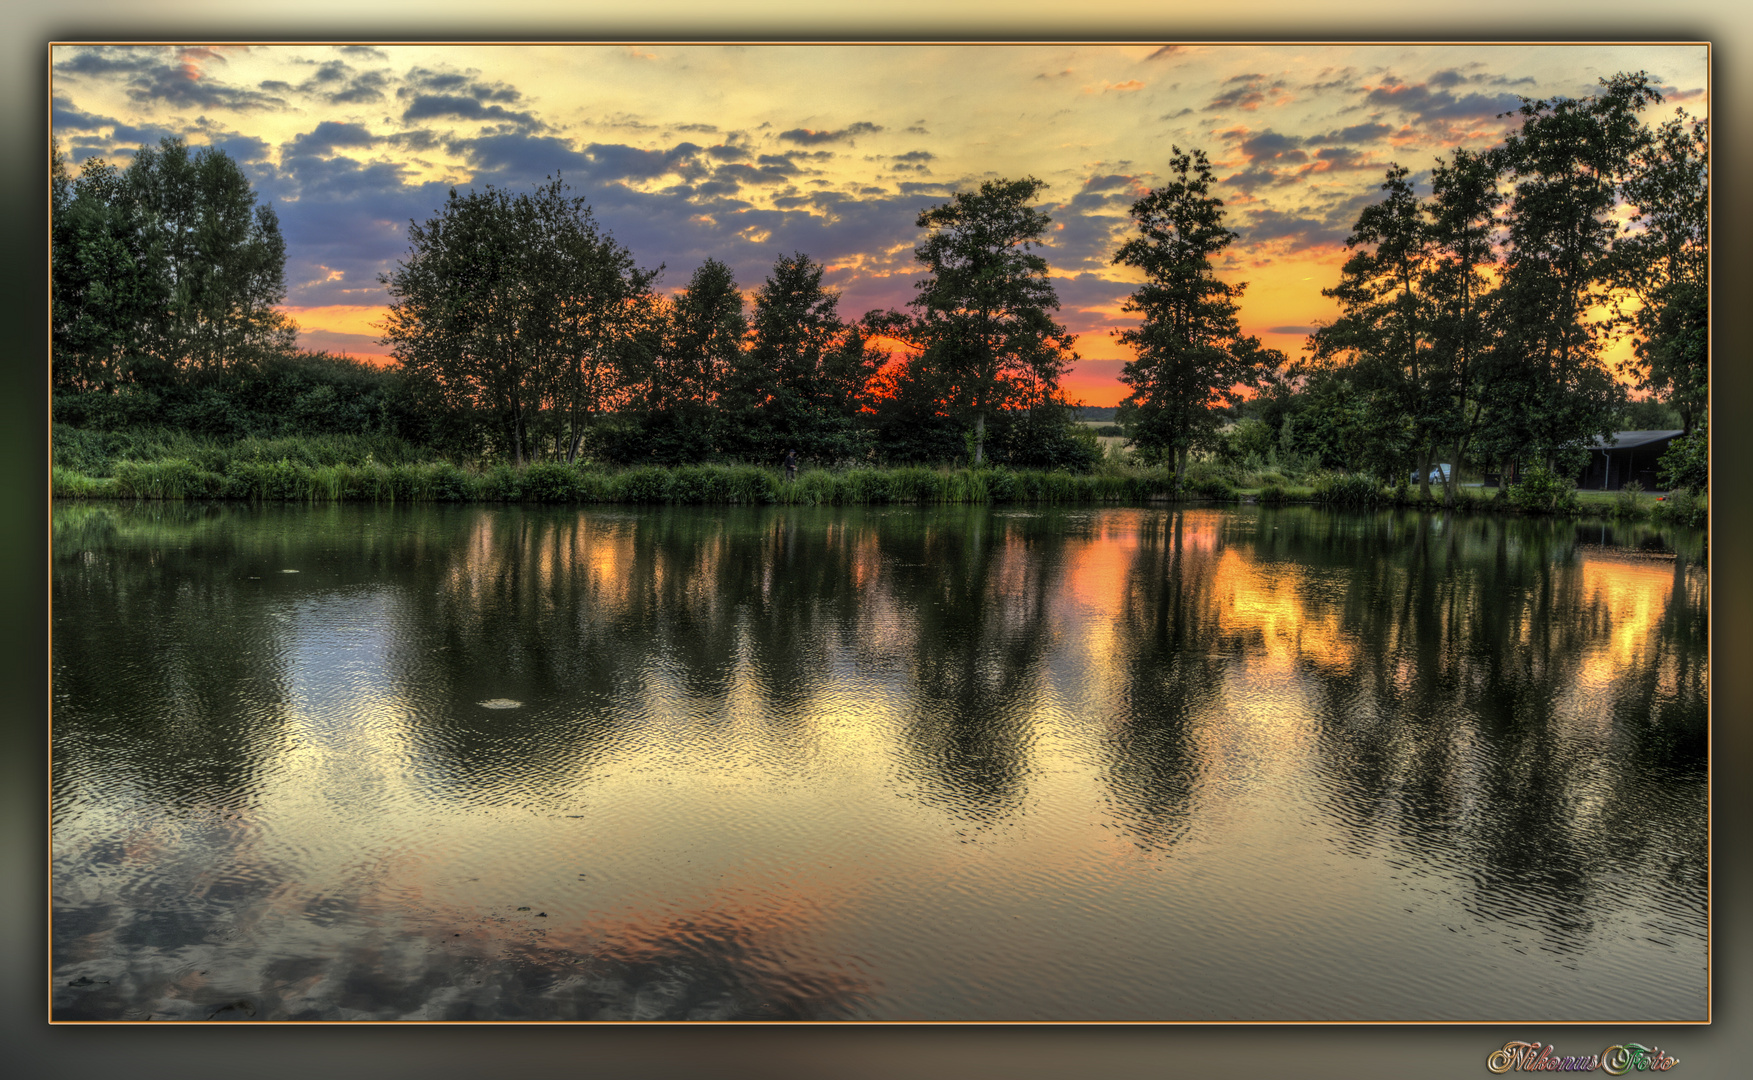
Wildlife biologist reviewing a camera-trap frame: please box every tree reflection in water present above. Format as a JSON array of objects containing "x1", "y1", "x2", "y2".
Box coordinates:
[{"x1": 52, "y1": 501, "x2": 1706, "y2": 1020}]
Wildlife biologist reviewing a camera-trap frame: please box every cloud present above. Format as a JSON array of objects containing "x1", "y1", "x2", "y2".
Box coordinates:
[
  {"x1": 85, "y1": 46, "x2": 293, "y2": 113},
  {"x1": 52, "y1": 96, "x2": 110, "y2": 131},
  {"x1": 1084, "y1": 80, "x2": 1144, "y2": 95},
  {"x1": 334, "y1": 45, "x2": 388, "y2": 60},
  {"x1": 1362, "y1": 79, "x2": 1526, "y2": 123},
  {"x1": 401, "y1": 95, "x2": 541, "y2": 129},
  {"x1": 1304, "y1": 122, "x2": 1393, "y2": 145},
  {"x1": 1236, "y1": 129, "x2": 1306, "y2": 164},
  {"x1": 1268, "y1": 325, "x2": 1313, "y2": 334},
  {"x1": 294, "y1": 62, "x2": 391, "y2": 106},
  {"x1": 778, "y1": 122, "x2": 882, "y2": 146},
  {"x1": 717, "y1": 162, "x2": 795, "y2": 186},
  {"x1": 55, "y1": 46, "x2": 163, "y2": 78},
  {"x1": 1206, "y1": 74, "x2": 1289, "y2": 113},
  {"x1": 399, "y1": 66, "x2": 521, "y2": 104},
  {"x1": 286, "y1": 121, "x2": 379, "y2": 158}
]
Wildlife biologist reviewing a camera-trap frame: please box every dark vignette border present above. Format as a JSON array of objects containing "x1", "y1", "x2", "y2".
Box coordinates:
[{"x1": 5, "y1": 8, "x2": 1746, "y2": 1079}]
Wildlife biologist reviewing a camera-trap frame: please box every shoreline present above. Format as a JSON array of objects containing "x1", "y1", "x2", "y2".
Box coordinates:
[{"x1": 49, "y1": 460, "x2": 1707, "y2": 527}]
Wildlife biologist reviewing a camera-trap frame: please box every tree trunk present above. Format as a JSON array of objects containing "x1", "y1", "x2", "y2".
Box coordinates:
[
  {"x1": 972, "y1": 410, "x2": 986, "y2": 467},
  {"x1": 1443, "y1": 436, "x2": 1463, "y2": 507},
  {"x1": 1417, "y1": 447, "x2": 1433, "y2": 500}
]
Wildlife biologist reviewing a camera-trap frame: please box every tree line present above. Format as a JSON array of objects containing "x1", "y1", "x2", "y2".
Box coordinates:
[
  {"x1": 51, "y1": 71, "x2": 1706, "y2": 490},
  {"x1": 1277, "y1": 72, "x2": 1707, "y2": 503}
]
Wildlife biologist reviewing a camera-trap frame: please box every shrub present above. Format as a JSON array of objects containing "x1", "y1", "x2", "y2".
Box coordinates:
[
  {"x1": 840, "y1": 468, "x2": 893, "y2": 504},
  {"x1": 1613, "y1": 480, "x2": 1647, "y2": 519},
  {"x1": 612, "y1": 466, "x2": 671, "y2": 503},
  {"x1": 1310, "y1": 470, "x2": 1382, "y2": 507},
  {"x1": 523, "y1": 461, "x2": 582, "y2": 503},
  {"x1": 223, "y1": 458, "x2": 304, "y2": 500},
  {"x1": 1658, "y1": 424, "x2": 1708, "y2": 492},
  {"x1": 1506, "y1": 464, "x2": 1578, "y2": 514},
  {"x1": 477, "y1": 463, "x2": 524, "y2": 502},
  {"x1": 1653, "y1": 486, "x2": 1707, "y2": 529},
  {"x1": 51, "y1": 467, "x2": 115, "y2": 498}
]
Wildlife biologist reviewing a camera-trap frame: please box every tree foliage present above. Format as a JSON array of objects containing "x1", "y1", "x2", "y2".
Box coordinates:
[
  {"x1": 1611, "y1": 109, "x2": 1708, "y2": 435},
  {"x1": 720, "y1": 252, "x2": 881, "y2": 465},
  {"x1": 52, "y1": 137, "x2": 294, "y2": 390},
  {"x1": 902, "y1": 177, "x2": 1077, "y2": 465},
  {"x1": 381, "y1": 177, "x2": 654, "y2": 465},
  {"x1": 1113, "y1": 148, "x2": 1280, "y2": 480}
]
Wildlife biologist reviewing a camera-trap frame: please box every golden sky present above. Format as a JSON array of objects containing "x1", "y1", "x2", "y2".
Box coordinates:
[{"x1": 51, "y1": 43, "x2": 1707, "y2": 405}]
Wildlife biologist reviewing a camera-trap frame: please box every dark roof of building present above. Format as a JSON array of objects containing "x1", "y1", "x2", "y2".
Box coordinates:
[{"x1": 1589, "y1": 430, "x2": 1684, "y2": 450}]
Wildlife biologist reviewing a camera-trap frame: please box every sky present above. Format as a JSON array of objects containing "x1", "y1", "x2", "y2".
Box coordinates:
[{"x1": 50, "y1": 42, "x2": 1708, "y2": 407}]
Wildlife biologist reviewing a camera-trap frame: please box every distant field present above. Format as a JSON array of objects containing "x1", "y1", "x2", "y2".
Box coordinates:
[{"x1": 1078, "y1": 420, "x2": 1128, "y2": 455}]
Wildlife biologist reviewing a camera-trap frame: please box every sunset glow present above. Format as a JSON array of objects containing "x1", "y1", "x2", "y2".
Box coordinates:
[{"x1": 51, "y1": 43, "x2": 1706, "y2": 406}]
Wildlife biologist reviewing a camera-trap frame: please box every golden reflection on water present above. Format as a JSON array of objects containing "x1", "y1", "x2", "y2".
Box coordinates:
[
  {"x1": 50, "y1": 503, "x2": 1709, "y2": 1021},
  {"x1": 1577, "y1": 552, "x2": 1680, "y2": 686}
]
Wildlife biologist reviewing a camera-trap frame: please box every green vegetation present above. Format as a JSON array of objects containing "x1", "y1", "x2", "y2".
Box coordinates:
[
  {"x1": 1111, "y1": 147, "x2": 1284, "y2": 483},
  {"x1": 50, "y1": 73, "x2": 1706, "y2": 518}
]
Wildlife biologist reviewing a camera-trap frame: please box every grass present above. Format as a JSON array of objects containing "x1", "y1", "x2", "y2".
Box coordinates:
[
  {"x1": 50, "y1": 431, "x2": 1707, "y2": 527},
  {"x1": 54, "y1": 458, "x2": 1190, "y2": 507}
]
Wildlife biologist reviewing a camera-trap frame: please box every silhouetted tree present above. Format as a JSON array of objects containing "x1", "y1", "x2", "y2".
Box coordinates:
[
  {"x1": 901, "y1": 177, "x2": 1077, "y2": 466},
  {"x1": 1113, "y1": 148, "x2": 1278, "y2": 481}
]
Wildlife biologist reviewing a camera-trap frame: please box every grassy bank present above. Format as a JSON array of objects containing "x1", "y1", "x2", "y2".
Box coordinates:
[
  {"x1": 51, "y1": 458, "x2": 1180, "y2": 506},
  {"x1": 49, "y1": 426, "x2": 1705, "y2": 524},
  {"x1": 48, "y1": 456, "x2": 1706, "y2": 526}
]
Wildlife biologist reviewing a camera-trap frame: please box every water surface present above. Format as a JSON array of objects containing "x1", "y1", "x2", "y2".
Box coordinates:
[{"x1": 51, "y1": 502, "x2": 1708, "y2": 1021}]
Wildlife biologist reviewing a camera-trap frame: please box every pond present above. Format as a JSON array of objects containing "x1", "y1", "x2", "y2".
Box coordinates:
[{"x1": 50, "y1": 502, "x2": 1708, "y2": 1021}]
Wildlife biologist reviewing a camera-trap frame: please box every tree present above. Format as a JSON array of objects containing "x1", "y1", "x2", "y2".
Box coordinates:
[
  {"x1": 1482, "y1": 73, "x2": 1659, "y2": 476},
  {"x1": 621, "y1": 259, "x2": 747, "y2": 465},
  {"x1": 723, "y1": 252, "x2": 880, "y2": 464},
  {"x1": 51, "y1": 146, "x2": 168, "y2": 392},
  {"x1": 1422, "y1": 147, "x2": 1503, "y2": 505},
  {"x1": 1112, "y1": 147, "x2": 1275, "y2": 481},
  {"x1": 1309, "y1": 164, "x2": 1439, "y2": 491},
  {"x1": 904, "y1": 177, "x2": 1076, "y2": 466},
  {"x1": 52, "y1": 137, "x2": 292, "y2": 387},
  {"x1": 381, "y1": 178, "x2": 653, "y2": 465},
  {"x1": 533, "y1": 183, "x2": 659, "y2": 462},
  {"x1": 125, "y1": 137, "x2": 296, "y2": 374},
  {"x1": 1612, "y1": 109, "x2": 1708, "y2": 435}
]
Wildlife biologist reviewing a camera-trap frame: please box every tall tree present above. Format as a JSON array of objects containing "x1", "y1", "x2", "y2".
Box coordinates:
[
  {"x1": 1309, "y1": 164, "x2": 1439, "y2": 491},
  {"x1": 904, "y1": 176, "x2": 1076, "y2": 466},
  {"x1": 1482, "y1": 72, "x2": 1659, "y2": 475},
  {"x1": 633, "y1": 259, "x2": 747, "y2": 465},
  {"x1": 51, "y1": 147, "x2": 168, "y2": 392},
  {"x1": 1113, "y1": 147, "x2": 1274, "y2": 482},
  {"x1": 126, "y1": 137, "x2": 296, "y2": 374},
  {"x1": 532, "y1": 182, "x2": 658, "y2": 462},
  {"x1": 1422, "y1": 147, "x2": 1503, "y2": 505},
  {"x1": 724, "y1": 252, "x2": 880, "y2": 464},
  {"x1": 51, "y1": 137, "x2": 292, "y2": 386},
  {"x1": 1612, "y1": 109, "x2": 1708, "y2": 435},
  {"x1": 381, "y1": 178, "x2": 653, "y2": 465}
]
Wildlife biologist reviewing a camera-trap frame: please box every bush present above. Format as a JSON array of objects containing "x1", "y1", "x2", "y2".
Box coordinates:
[
  {"x1": 1310, "y1": 470, "x2": 1382, "y2": 507},
  {"x1": 1613, "y1": 480, "x2": 1648, "y2": 519},
  {"x1": 1654, "y1": 487, "x2": 1707, "y2": 529},
  {"x1": 1506, "y1": 464, "x2": 1578, "y2": 514},
  {"x1": 523, "y1": 461, "x2": 583, "y2": 503},
  {"x1": 611, "y1": 466, "x2": 671, "y2": 503},
  {"x1": 1658, "y1": 424, "x2": 1708, "y2": 492}
]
